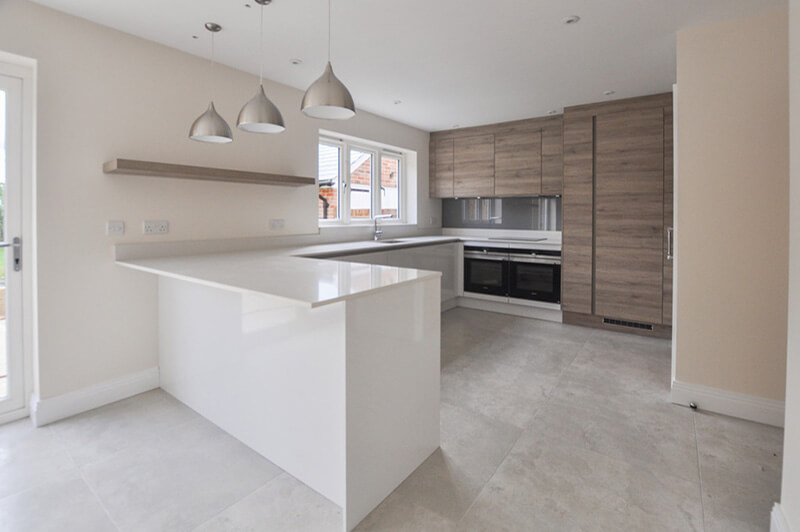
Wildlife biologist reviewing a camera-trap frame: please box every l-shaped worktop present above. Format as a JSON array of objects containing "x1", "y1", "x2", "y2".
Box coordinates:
[
  {"x1": 116, "y1": 236, "x2": 458, "y2": 307},
  {"x1": 116, "y1": 234, "x2": 560, "y2": 307}
]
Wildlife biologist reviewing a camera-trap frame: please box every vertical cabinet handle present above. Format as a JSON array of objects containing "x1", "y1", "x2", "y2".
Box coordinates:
[{"x1": 666, "y1": 227, "x2": 674, "y2": 261}]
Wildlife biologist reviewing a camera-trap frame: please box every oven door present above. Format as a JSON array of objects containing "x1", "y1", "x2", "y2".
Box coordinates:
[
  {"x1": 463, "y1": 255, "x2": 508, "y2": 296},
  {"x1": 508, "y1": 259, "x2": 561, "y2": 303}
]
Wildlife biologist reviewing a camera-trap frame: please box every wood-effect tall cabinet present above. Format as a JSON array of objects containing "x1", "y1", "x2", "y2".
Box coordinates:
[{"x1": 561, "y1": 93, "x2": 674, "y2": 337}]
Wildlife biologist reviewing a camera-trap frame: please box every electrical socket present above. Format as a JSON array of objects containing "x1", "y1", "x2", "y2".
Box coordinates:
[
  {"x1": 142, "y1": 220, "x2": 169, "y2": 235},
  {"x1": 269, "y1": 218, "x2": 285, "y2": 230},
  {"x1": 106, "y1": 220, "x2": 125, "y2": 236}
]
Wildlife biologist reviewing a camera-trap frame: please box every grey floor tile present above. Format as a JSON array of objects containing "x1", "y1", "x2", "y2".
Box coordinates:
[
  {"x1": 355, "y1": 496, "x2": 457, "y2": 532},
  {"x1": 194, "y1": 473, "x2": 341, "y2": 532},
  {"x1": 460, "y1": 437, "x2": 703, "y2": 531},
  {"x1": 441, "y1": 355, "x2": 558, "y2": 428},
  {"x1": 359, "y1": 402, "x2": 521, "y2": 527},
  {"x1": 0, "y1": 419, "x2": 77, "y2": 499},
  {"x1": 696, "y1": 412, "x2": 783, "y2": 532},
  {"x1": 0, "y1": 470, "x2": 117, "y2": 532},
  {"x1": 696, "y1": 412, "x2": 783, "y2": 496},
  {"x1": 464, "y1": 331, "x2": 582, "y2": 377},
  {"x1": 50, "y1": 388, "x2": 200, "y2": 467},
  {"x1": 523, "y1": 400, "x2": 699, "y2": 483},
  {"x1": 501, "y1": 318, "x2": 594, "y2": 344},
  {"x1": 82, "y1": 418, "x2": 283, "y2": 532}
]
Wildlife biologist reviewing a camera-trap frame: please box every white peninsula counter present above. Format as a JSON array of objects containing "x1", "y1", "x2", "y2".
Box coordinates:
[{"x1": 117, "y1": 248, "x2": 442, "y2": 532}]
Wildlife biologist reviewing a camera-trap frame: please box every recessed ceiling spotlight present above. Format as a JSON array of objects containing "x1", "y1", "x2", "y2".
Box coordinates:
[
  {"x1": 192, "y1": 35, "x2": 199, "y2": 39},
  {"x1": 603, "y1": 90, "x2": 615, "y2": 96},
  {"x1": 245, "y1": 3, "x2": 251, "y2": 7},
  {"x1": 562, "y1": 15, "x2": 580, "y2": 25},
  {"x1": 290, "y1": 58, "x2": 303, "y2": 66},
  {"x1": 547, "y1": 109, "x2": 558, "y2": 115},
  {"x1": 394, "y1": 100, "x2": 402, "y2": 105}
]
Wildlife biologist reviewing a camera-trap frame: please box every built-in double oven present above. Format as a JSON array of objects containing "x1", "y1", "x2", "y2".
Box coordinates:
[{"x1": 463, "y1": 245, "x2": 561, "y2": 304}]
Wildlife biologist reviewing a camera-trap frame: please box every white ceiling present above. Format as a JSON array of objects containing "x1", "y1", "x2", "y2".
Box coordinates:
[{"x1": 32, "y1": 0, "x2": 785, "y2": 132}]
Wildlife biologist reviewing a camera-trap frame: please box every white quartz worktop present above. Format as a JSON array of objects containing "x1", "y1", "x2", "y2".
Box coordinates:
[
  {"x1": 117, "y1": 236, "x2": 465, "y2": 308},
  {"x1": 116, "y1": 233, "x2": 560, "y2": 308}
]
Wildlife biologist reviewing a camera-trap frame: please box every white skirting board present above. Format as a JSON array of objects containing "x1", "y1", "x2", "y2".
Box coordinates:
[
  {"x1": 441, "y1": 298, "x2": 458, "y2": 312},
  {"x1": 671, "y1": 380, "x2": 785, "y2": 427},
  {"x1": 772, "y1": 504, "x2": 793, "y2": 532},
  {"x1": 0, "y1": 406, "x2": 30, "y2": 426},
  {"x1": 30, "y1": 367, "x2": 160, "y2": 427}
]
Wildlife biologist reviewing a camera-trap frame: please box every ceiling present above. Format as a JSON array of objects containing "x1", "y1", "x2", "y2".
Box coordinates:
[{"x1": 32, "y1": 0, "x2": 785, "y2": 132}]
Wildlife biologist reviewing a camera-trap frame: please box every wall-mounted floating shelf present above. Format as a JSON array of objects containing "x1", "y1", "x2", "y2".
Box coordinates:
[{"x1": 103, "y1": 159, "x2": 316, "y2": 187}]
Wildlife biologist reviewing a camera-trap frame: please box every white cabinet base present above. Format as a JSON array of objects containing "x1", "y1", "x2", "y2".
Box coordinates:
[{"x1": 158, "y1": 276, "x2": 441, "y2": 531}]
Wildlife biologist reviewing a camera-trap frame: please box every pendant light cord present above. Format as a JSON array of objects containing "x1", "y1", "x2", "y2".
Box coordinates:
[
  {"x1": 327, "y1": 0, "x2": 331, "y2": 63},
  {"x1": 259, "y1": 3, "x2": 264, "y2": 85},
  {"x1": 210, "y1": 31, "x2": 216, "y2": 101}
]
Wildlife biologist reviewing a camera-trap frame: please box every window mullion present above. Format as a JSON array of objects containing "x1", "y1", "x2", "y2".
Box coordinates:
[{"x1": 343, "y1": 141, "x2": 351, "y2": 224}]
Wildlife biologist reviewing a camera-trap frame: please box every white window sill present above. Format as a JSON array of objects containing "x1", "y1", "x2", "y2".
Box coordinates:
[{"x1": 318, "y1": 221, "x2": 413, "y2": 229}]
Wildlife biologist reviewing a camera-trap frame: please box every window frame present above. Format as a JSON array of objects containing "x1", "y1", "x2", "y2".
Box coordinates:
[{"x1": 318, "y1": 134, "x2": 407, "y2": 226}]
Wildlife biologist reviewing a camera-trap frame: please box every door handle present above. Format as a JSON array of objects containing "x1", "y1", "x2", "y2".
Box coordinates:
[
  {"x1": 0, "y1": 237, "x2": 21, "y2": 271},
  {"x1": 666, "y1": 227, "x2": 674, "y2": 261}
]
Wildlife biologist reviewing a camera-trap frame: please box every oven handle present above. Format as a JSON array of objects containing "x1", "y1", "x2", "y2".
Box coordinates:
[
  {"x1": 464, "y1": 253, "x2": 508, "y2": 261},
  {"x1": 509, "y1": 257, "x2": 562, "y2": 265}
]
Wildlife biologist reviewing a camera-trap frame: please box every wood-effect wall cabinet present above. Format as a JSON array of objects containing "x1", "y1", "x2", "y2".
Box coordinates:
[
  {"x1": 432, "y1": 139, "x2": 454, "y2": 198},
  {"x1": 561, "y1": 93, "x2": 674, "y2": 337},
  {"x1": 454, "y1": 134, "x2": 495, "y2": 197},
  {"x1": 429, "y1": 115, "x2": 563, "y2": 198}
]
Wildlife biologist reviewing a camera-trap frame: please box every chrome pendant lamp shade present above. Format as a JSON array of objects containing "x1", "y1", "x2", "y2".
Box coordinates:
[
  {"x1": 190, "y1": 101, "x2": 233, "y2": 143},
  {"x1": 301, "y1": 62, "x2": 355, "y2": 119},
  {"x1": 190, "y1": 23, "x2": 233, "y2": 143},
  {"x1": 238, "y1": 85, "x2": 285, "y2": 132},
  {"x1": 301, "y1": 0, "x2": 355, "y2": 120},
  {"x1": 237, "y1": 0, "x2": 285, "y2": 133}
]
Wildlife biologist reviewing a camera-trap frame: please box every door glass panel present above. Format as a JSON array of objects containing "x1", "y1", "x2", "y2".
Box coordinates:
[
  {"x1": 468, "y1": 260, "x2": 504, "y2": 288},
  {"x1": 514, "y1": 264, "x2": 553, "y2": 293},
  {"x1": 0, "y1": 88, "x2": 6, "y2": 400},
  {"x1": 318, "y1": 143, "x2": 340, "y2": 220},
  {"x1": 349, "y1": 149, "x2": 372, "y2": 220},
  {"x1": 380, "y1": 155, "x2": 400, "y2": 219}
]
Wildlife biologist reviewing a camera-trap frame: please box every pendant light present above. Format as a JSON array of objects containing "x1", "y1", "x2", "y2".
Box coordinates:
[
  {"x1": 189, "y1": 23, "x2": 233, "y2": 143},
  {"x1": 237, "y1": 0, "x2": 285, "y2": 133},
  {"x1": 301, "y1": 0, "x2": 356, "y2": 120}
]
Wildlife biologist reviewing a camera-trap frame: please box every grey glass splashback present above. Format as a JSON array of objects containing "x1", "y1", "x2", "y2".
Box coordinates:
[{"x1": 442, "y1": 196, "x2": 561, "y2": 230}]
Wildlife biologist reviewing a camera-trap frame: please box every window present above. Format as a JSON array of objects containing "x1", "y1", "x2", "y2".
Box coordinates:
[{"x1": 318, "y1": 134, "x2": 405, "y2": 224}]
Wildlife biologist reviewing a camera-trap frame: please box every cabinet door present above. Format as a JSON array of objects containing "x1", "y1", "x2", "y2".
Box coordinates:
[
  {"x1": 432, "y1": 138, "x2": 454, "y2": 198},
  {"x1": 454, "y1": 134, "x2": 495, "y2": 197},
  {"x1": 561, "y1": 115, "x2": 594, "y2": 315},
  {"x1": 594, "y1": 108, "x2": 664, "y2": 323},
  {"x1": 663, "y1": 108, "x2": 673, "y2": 325},
  {"x1": 541, "y1": 123, "x2": 563, "y2": 196},
  {"x1": 493, "y1": 130, "x2": 541, "y2": 196}
]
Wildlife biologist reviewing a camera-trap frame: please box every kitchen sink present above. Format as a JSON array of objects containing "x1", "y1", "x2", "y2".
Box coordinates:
[{"x1": 374, "y1": 239, "x2": 407, "y2": 244}]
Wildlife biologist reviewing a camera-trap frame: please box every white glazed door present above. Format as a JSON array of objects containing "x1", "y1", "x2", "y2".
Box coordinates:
[{"x1": 0, "y1": 72, "x2": 25, "y2": 418}]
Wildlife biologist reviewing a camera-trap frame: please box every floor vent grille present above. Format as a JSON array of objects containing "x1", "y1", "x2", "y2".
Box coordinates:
[{"x1": 603, "y1": 318, "x2": 654, "y2": 331}]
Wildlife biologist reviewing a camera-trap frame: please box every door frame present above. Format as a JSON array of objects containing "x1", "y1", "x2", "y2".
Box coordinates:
[{"x1": 0, "y1": 51, "x2": 36, "y2": 425}]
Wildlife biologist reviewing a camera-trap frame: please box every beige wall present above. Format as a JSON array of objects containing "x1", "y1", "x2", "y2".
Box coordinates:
[
  {"x1": 675, "y1": 10, "x2": 789, "y2": 401},
  {"x1": 0, "y1": 0, "x2": 438, "y2": 399},
  {"x1": 784, "y1": 1, "x2": 799, "y2": 528}
]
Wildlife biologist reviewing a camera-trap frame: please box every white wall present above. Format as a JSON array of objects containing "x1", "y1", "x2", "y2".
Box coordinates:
[
  {"x1": 783, "y1": 1, "x2": 800, "y2": 529},
  {"x1": 675, "y1": 9, "x2": 789, "y2": 403},
  {"x1": 0, "y1": 0, "x2": 439, "y2": 399}
]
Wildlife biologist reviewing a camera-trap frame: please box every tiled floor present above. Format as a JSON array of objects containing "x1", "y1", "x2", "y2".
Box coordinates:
[{"x1": 0, "y1": 308, "x2": 784, "y2": 531}]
